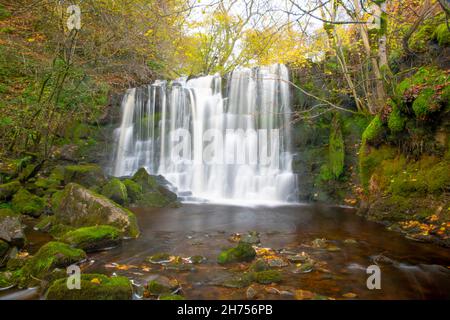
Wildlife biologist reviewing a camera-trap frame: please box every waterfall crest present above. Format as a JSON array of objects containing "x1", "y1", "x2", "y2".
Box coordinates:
[{"x1": 111, "y1": 64, "x2": 298, "y2": 204}]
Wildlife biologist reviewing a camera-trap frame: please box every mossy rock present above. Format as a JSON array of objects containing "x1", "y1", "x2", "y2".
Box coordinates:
[
  {"x1": 146, "y1": 252, "x2": 172, "y2": 264},
  {"x1": 0, "y1": 208, "x2": 25, "y2": 247},
  {"x1": 249, "y1": 258, "x2": 270, "y2": 272},
  {"x1": 388, "y1": 104, "x2": 406, "y2": 133},
  {"x1": 61, "y1": 225, "x2": 121, "y2": 252},
  {"x1": 217, "y1": 242, "x2": 256, "y2": 264},
  {"x1": 131, "y1": 168, "x2": 178, "y2": 207},
  {"x1": 54, "y1": 183, "x2": 139, "y2": 238},
  {"x1": 147, "y1": 276, "x2": 179, "y2": 295},
  {"x1": 123, "y1": 179, "x2": 142, "y2": 203},
  {"x1": 21, "y1": 241, "x2": 86, "y2": 286},
  {"x1": 11, "y1": 188, "x2": 45, "y2": 217},
  {"x1": 101, "y1": 178, "x2": 128, "y2": 205},
  {"x1": 328, "y1": 114, "x2": 344, "y2": 179},
  {"x1": 159, "y1": 293, "x2": 185, "y2": 300},
  {"x1": 359, "y1": 145, "x2": 397, "y2": 190},
  {"x1": 0, "y1": 239, "x2": 9, "y2": 263},
  {"x1": 18, "y1": 164, "x2": 37, "y2": 182},
  {"x1": 0, "y1": 271, "x2": 17, "y2": 290},
  {"x1": 412, "y1": 88, "x2": 438, "y2": 119},
  {"x1": 63, "y1": 164, "x2": 106, "y2": 188},
  {"x1": 0, "y1": 181, "x2": 20, "y2": 201},
  {"x1": 45, "y1": 274, "x2": 133, "y2": 300},
  {"x1": 254, "y1": 270, "x2": 283, "y2": 284},
  {"x1": 34, "y1": 177, "x2": 61, "y2": 191}
]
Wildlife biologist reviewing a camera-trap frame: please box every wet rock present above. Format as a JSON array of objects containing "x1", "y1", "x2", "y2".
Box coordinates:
[
  {"x1": 311, "y1": 238, "x2": 328, "y2": 248},
  {"x1": 342, "y1": 292, "x2": 357, "y2": 299},
  {"x1": 146, "y1": 252, "x2": 172, "y2": 264},
  {"x1": 266, "y1": 257, "x2": 288, "y2": 268},
  {"x1": 159, "y1": 293, "x2": 185, "y2": 300},
  {"x1": 63, "y1": 164, "x2": 107, "y2": 188},
  {"x1": 264, "y1": 286, "x2": 280, "y2": 294},
  {"x1": 371, "y1": 254, "x2": 396, "y2": 265},
  {"x1": 101, "y1": 178, "x2": 128, "y2": 205},
  {"x1": 53, "y1": 183, "x2": 139, "y2": 238},
  {"x1": 147, "y1": 275, "x2": 179, "y2": 295},
  {"x1": 0, "y1": 181, "x2": 20, "y2": 201},
  {"x1": 164, "y1": 256, "x2": 196, "y2": 272},
  {"x1": 246, "y1": 285, "x2": 257, "y2": 299},
  {"x1": 0, "y1": 240, "x2": 9, "y2": 267},
  {"x1": 0, "y1": 208, "x2": 26, "y2": 247},
  {"x1": 0, "y1": 270, "x2": 19, "y2": 290},
  {"x1": 254, "y1": 270, "x2": 282, "y2": 284},
  {"x1": 12, "y1": 188, "x2": 45, "y2": 217},
  {"x1": 326, "y1": 245, "x2": 341, "y2": 252},
  {"x1": 131, "y1": 168, "x2": 178, "y2": 207},
  {"x1": 249, "y1": 258, "x2": 270, "y2": 272},
  {"x1": 218, "y1": 242, "x2": 256, "y2": 264},
  {"x1": 45, "y1": 274, "x2": 132, "y2": 300},
  {"x1": 122, "y1": 179, "x2": 142, "y2": 203},
  {"x1": 240, "y1": 231, "x2": 260, "y2": 245},
  {"x1": 221, "y1": 273, "x2": 254, "y2": 288},
  {"x1": 60, "y1": 225, "x2": 121, "y2": 252},
  {"x1": 292, "y1": 261, "x2": 315, "y2": 274},
  {"x1": 344, "y1": 238, "x2": 358, "y2": 244},
  {"x1": 287, "y1": 252, "x2": 310, "y2": 263},
  {"x1": 294, "y1": 289, "x2": 316, "y2": 300},
  {"x1": 21, "y1": 241, "x2": 86, "y2": 287},
  {"x1": 189, "y1": 255, "x2": 206, "y2": 264}
]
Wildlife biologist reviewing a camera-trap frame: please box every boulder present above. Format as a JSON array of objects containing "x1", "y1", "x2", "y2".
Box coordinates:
[
  {"x1": 63, "y1": 164, "x2": 106, "y2": 188},
  {"x1": 146, "y1": 275, "x2": 180, "y2": 295},
  {"x1": 101, "y1": 178, "x2": 128, "y2": 205},
  {"x1": 122, "y1": 179, "x2": 142, "y2": 203},
  {"x1": 21, "y1": 241, "x2": 86, "y2": 286},
  {"x1": 0, "y1": 208, "x2": 26, "y2": 247},
  {"x1": 54, "y1": 183, "x2": 139, "y2": 238},
  {"x1": 45, "y1": 274, "x2": 133, "y2": 300},
  {"x1": 0, "y1": 181, "x2": 20, "y2": 201},
  {"x1": 217, "y1": 242, "x2": 256, "y2": 264},
  {"x1": 61, "y1": 225, "x2": 121, "y2": 252},
  {"x1": 12, "y1": 188, "x2": 45, "y2": 217},
  {"x1": 131, "y1": 168, "x2": 178, "y2": 207},
  {"x1": 0, "y1": 239, "x2": 9, "y2": 267}
]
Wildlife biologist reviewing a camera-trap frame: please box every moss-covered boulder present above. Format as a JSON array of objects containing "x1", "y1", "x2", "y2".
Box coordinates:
[
  {"x1": 0, "y1": 208, "x2": 25, "y2": 247},
  {"x1": 146, "y1": 275, "x2": 179, "y2": 295},
  {"x1": 101, "y1": 178, "x2": 128, "y2": 205},
  {"x1": 122, "y1": 179, "x2": 142, "y2": 203},
  {"x1": 21, "y1": 241, "x2": 86, "y2": 285},
  {"x1": 61, "y1": 225, "x2": 121, "y2": 252},
  {"x1": 254, "y1": 270, "x2": 283, "y2": 284},
  {"x1": 0, "y1": 239, "x2": 9, "y2": 266},
  {"x1": 54, "y1": 183, "x2": 139, "y2": 238},
  {"x1": 131, "y1": 168, "x2": 178, "y2": 207},
  {"x1": 217, "y1": 242, "x2": 256, "y2": 264},
  {"x1": 11, "y1": 188, "x2": 45, "y2": 217},
  {"x1": 63, "y1": 164, "x2": 106, "y2": 188},
  {"x1": 0, "y1": 180, "x2": 20, "y2": 201},
  {"x1": 45, "y1": 274, "x2": 133, "y2": 300}
]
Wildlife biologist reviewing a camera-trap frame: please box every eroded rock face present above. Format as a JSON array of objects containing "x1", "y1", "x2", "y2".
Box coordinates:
[{"x1": 54, "y1": 183, "x2": 139, "y2": 238}]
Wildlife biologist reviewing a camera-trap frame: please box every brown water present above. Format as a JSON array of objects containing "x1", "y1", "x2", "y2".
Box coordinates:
[{"x1": 2, "y1": 203, "x2": 450, "y2": 300}]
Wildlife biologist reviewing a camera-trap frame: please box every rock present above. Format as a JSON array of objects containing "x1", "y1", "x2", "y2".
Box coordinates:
[
  {"x1": 18, "y1": 164, "x2": 38, "y2": 182},
  {"x1": 159, "y1": 293, "x2": 185, "y2": 300},
  {"x1": 122, "y1": 179, "x2": 142, "y2": 203},
  {"x1": 0, "y1": 270, "x2": 20, "y2": 290},
  {"x1": 246, "y1": 285, "x2": 257, "y2": 299},
  {"x1": 240, "y1": 231, "x2": 260, "y2": 245},
  {"x1": 0, "y1": 208, "x2": 26, "y2": 247},
  {"x1": 249, "y1": 258, "x2": 270, "y2": 272},
  {"x1": 189, "y1": 255, "x2": 206, "y2": 264},
  {"x1": 21, "y1": 241, "x2": 86, "y2": 286},
  {"x1": 45, "y1": 274, "x2": 133, "y2": 300},
  {"x1": 131, "y1": 168, "x2": 178, "y2": 207},
  {"x1": 0, "y1": 181, "x2": 20, "y2": 201},
  {"x1": 327, "y1": 245, "x2": 341, "y2": 252},
  {"x1": 101, "y1": 178, "x2": 128, "y2": 205},
  {"x1": 147, "y1": 275, "x2": 179, "y2": 295},
  {"x1": 221, "y1": 273, "x2": 254, "y2": 288},
  {"x1": 266, "y1": 257, "x2": 288, "y2": 268},
  {"x1": 294, "y1": 289, "x2": 316, "y2": 300},
  {"x1": 53, "y1": 183, "x2": 139, "y2": 238},
  {"x1": 54, "y1": 144, "x2": 80, "y2": 162},
  {"x1": 217, "y1": 242, "x2": 256, "y2": 264},
  {"x1": 60, "y1": 225, "x2": 121, "y2": 252},
  {"x1": 63, "y1": 164, "x2": 107, "y2": 188},
  {"x1": 344, "y1": 238, "x2": 358, "y2": 244},
  {"x1": 371, "y1": 254, "x2": 396, "y2": 265},
  {"x1": 292, "y1": 259, "x2": 315, "y2": 274},
  {"x1": 254, "y1": 270, "x2": 282, "y2": 284},
  {"x1": 287, "y1": 252, "x2": 310, "y2": 263},
  {"x1": 311, "y1": 238, "x2": 328, "y2": 248},
  {"x1": 146, "y1": 252, "x2": 172, "y2": 264},
  {"x1": 12, "y1": 188, "x2": 45, "y2": 217},
  {"x1": 0, "y1": 239, "x2": 9, "y2": 267}
]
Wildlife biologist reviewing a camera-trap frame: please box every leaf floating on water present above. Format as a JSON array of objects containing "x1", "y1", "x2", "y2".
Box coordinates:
[
  {"x1": 90, "y1": 278, "x2": 101, "y2": 285},
  {"x1": 104, "y1": 262, "x2": 138, "y2": 270},
  {"x1": 342, "y1": 292, "x2": 357, "y2": 298}
]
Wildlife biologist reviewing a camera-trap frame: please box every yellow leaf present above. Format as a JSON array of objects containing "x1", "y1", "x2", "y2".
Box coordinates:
[{"x1": 91, "y1": 278, "x2": 101, "y2": 284}]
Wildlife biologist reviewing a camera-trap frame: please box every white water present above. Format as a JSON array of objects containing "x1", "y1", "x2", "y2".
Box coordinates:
[{"x1": 111, "y1": 64, "x2": 298, "y2": 204}]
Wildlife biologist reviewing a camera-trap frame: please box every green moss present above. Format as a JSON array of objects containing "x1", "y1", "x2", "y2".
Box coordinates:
[
  {"x1": 147, "y1": 280, "x2": 172, "y2": 295},
  {"x1": 328, "y1": 115, "x2": 344, "y2": 179},
  {"x1": 132, "y1": 168, "x2": 159, "y2": 190},
  {"x1": 21, "y1": 241, "x2": 86, "y2": 284},
  {"x1": 0, "y1": 207, "x2": 18, "y2": 217},
  {"x1": 101, "y1": 178, "x2": 128, "y2": 205},
  {"x1": 412, "y1": 88, "x2": 436, "y2": 118},
  {"x1": 12, "y1": 188, "x2": 45, "y2": 217},
  {"x1": 61, "y1": 225, "x2": 121, "y2": 252},
  {"x1": 388, "y1": 103, "x2": 406, "y2": 133},
  {"x1": 359, "y1": 145, "x2": 397, "y2": 190},
  {"x1": 63, "y1": 164, "x2": 106, "y2": 187},
  {"x1": 122, "y1": 179, "x2": 142, "y2": 203},
  {"x1": 0, "y1": 181, "x2": 20, "y2": 201},
  {"x1": 0, "y1": 5, "x2": 11, "y2": 20},
  {"x1": 0, "y1": 239, "x2": 8, "y2": 258},
  {"x1": 45, "y1": 274, "x2": 132, "y2": 300},
  {"x1": 217, "y1": 242, "x2": 256, "y2": 264},
  {"x1": 254, "y1": 270, "x2": 282, "y2": 284},
  {"x1": 433, "y1": 23, "x2": 450, "y2": 46},
  {"x1": 362, "y1": 115, "x2": 384, "y2": 145},
  {"x1": 249, "y1": 258, "x2": 270, "y2": 272},
  {"x1": 136, "y1": 191, "x2": 172, "y2": 207},
  {"x1": 146, "y1": 252, "x2": 171, "y2": 263},
  {"x1": 35, "y1": 177, "x2": 60, "y2": 190},
  {"x1": 159, "y1": 294, "x2": 185, "y2": 300}
]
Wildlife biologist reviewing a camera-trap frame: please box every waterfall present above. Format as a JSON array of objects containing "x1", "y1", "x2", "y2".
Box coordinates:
[{"x1": 111, "y1": 64, "x2": 298, "y2": 204}]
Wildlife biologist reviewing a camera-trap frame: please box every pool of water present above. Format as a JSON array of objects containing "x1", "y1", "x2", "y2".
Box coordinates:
[{"x1": 2, "y1": 203, "x2": 450, "y2": 299}]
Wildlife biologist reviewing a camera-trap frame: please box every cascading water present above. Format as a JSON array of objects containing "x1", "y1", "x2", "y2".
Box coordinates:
[{"x1": 111, "y1": 64, "x2": 298, "y2": 204}]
